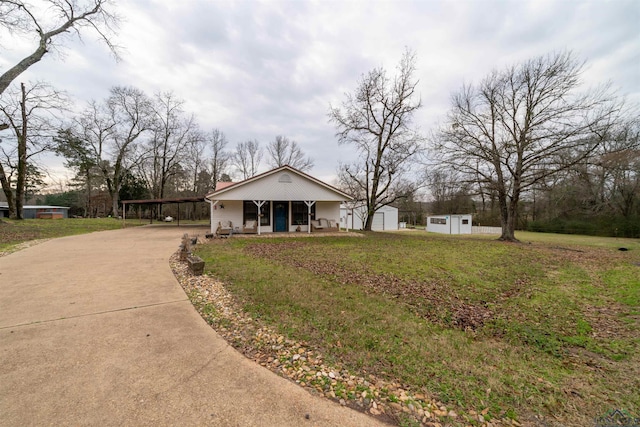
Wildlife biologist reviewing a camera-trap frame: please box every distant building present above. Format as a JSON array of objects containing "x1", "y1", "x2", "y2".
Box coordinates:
[
  {"x1": 0, "y1": 203, "x2": 70, "y2": 219},
  {"x1": 340, "y1": 204, "x2": 399, "y2": 231},
  {"x1": 426, "y1": 214, "x2": 472, "y2": 234}
]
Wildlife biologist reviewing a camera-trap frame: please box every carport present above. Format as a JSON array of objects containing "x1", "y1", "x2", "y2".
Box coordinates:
[{"x1": 121, "y1": 196, "x2": 207, "y2": 226}]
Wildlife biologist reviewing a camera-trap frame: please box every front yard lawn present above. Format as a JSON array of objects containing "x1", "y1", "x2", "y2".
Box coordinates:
[
  {"x1": 0, "y1": 217, "x2": 147, "y2": 252},
  {"x1": 194, "y1": 231, "x2": 639, "y2": 426}
]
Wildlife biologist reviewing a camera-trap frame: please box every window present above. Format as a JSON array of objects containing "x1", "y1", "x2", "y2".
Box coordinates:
[
  {"x1": 243, "y1": 201, "x2": 271, "y2": 226},
  {"x1": 278, "y1": 173, "x2": 292, "y2": 183},
  {"x1": 430, "y1": 217, "x2": 447, "y2": 225},
  {"x1": 291, "y1": 201, "x2": 316, "y2": 225},
  {"x1": 462, "y1": 219, "x2": 469, "y2": 225}
]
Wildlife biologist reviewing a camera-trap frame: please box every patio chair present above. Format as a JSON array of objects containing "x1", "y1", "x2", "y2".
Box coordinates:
[
  {"x1": 311, "y1": 218, "x2": 339, "y2": 232},
  {"x1": 243, "y1": 220, "x2": 257, "y2": 234},
  {"x1": 217, "y1": 220, "x2": 233, "y2": 236}
]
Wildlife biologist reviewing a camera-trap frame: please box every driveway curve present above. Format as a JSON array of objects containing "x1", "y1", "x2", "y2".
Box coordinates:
[{"x1": 0, "y1": 225, "x2": 386, "y2": 427}]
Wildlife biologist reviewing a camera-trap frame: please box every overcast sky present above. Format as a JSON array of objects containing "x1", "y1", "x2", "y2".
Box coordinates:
[{"x1": 1, "y1": 0, "x2": 639, "y2": 186}]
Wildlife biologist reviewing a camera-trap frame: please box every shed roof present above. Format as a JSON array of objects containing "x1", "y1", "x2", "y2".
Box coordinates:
[
  {"x1": 0, "y1": 203, "x2": 69, "y2": 210},
  {"x1": 205, "y1": 165, "x2": 353, "y2": 202}
]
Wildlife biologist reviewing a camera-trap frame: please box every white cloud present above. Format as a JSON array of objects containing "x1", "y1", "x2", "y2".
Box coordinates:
[{"x1": 1, "y1": 0, "x2": 638, "y2": 186}]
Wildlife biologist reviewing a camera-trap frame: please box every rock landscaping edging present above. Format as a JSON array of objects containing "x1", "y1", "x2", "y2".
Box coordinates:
[
  {"x1": 0, "y1": 238, "x2": 50, "y2": 257},
  {"x1": 170, "y1": 253, "x2": 518, "y2": 427}
]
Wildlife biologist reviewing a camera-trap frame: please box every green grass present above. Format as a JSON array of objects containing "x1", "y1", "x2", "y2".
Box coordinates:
[
  {"x1": 0, "y1": 217, "x2": 148, "y2": 251},
  {"x1": 195, "y1": 231, "x2": 639, "y2": 425}
]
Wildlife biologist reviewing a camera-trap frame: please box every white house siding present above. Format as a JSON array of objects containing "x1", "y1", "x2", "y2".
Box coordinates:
[
  {"x1": 315, "y1": 202, "x2": 339, "y2": 223},
  {"x1": 211, "y1": 171, "x2": 344, "y2": 202},
  {"x1": 210, "y1": 200, "x2": 244, "y2": 232},
  {"x1": 206, "y1": 166, "x2": 352, "y2": 235},
  {"x1": 426, "y1": 214, "x2": 472, "y2": 234}
]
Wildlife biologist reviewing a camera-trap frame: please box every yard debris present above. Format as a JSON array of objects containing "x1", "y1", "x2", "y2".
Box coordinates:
[{"x1": 171, "y1": 253, "x2": 515, "y2": 427}]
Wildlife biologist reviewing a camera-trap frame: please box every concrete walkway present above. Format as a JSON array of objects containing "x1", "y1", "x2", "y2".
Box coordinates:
[{"x1": 0, "y1": 226, "x2": 386, "y2": 427}]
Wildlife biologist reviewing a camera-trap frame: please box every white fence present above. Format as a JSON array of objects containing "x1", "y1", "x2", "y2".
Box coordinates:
[{"x1": 472, "y1": 226, "x2": 502, "y2": 234}]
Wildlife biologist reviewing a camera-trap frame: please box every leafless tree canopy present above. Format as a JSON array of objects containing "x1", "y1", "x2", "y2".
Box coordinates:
[
  {"x1": 0, "y1": 81, "x2": 69, "y2": 218},
  {"x1": 233, "y1": 139, "x2": 262, "y2": 180},
  {"x1": 137, "y1": 92, "x2": 199, "y2": 215},
  {"x1": 72, "y1": 86, "x2": 152, "y2": 215},
  {"x1": 0, "y1": 0, "x2": 119, "y2": 97},
  {"x1": 533, "y1": 118, "x2": 640, "y2": 225},
  {"x1": 434, "y1": 51, "x2": 623, "y2": 241},
  {"x1": 329, "y1": 49, "x2": 424, "y2": 230},
  {"x1": 207, "y1": 129, "x2": 229, "y2": 189},
  {"x1": 266, "y1": 135, "x2": 313, "y2": 171}
]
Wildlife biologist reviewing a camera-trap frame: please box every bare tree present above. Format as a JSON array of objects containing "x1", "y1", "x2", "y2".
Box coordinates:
[
  {"x1": 532, "y1": 117, "x2": 640, "y2": 226},
  {"x1": 184, "y1": 130, "x2": 207, "y2": 194},
  {"x1": 207, "y1": 128, "x2": 229, "y2": 190},
  {"x1": 329, "y1": 49, "x2": 424, "y2": 230},
  {"x1": 138, "y1": 92, "x2": 198, "y2": 213},
  {"x1": 0, "y1": 0, "x2": 118, "y2": 98},
  {"x1": 266, "y1": 135, "x2": 313, "y2": 171},
  {"x1": 69, "y1": 86, "x2": 151, "y2": 216},
  {"x1": 434, "y1": 52, "x2": 622, "y2": 241},
  {"x1": 0, "y1": 81, "x2": 68, "y2": 218},
  {"x1": 233, "y1": 139, "x2": 262, "y2": 179},
  {"x1": 53, "y1": 128, "x2": 102, "y2": 217},
  {"x1": 426, "y1": 168, "x2": 474, "y2": 215}
]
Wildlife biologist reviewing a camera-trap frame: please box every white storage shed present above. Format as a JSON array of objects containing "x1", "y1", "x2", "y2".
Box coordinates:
[
  {"x1": 426, "y1": 214, "x2": 472, "y2": 234},
  {"x1": 340, "y1": 204, "x2": 398, "y2": 231}
]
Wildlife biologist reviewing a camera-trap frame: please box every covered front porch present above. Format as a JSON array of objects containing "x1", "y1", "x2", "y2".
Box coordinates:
[
  {"x1": 204, "y1": 165, "x2": 352, "y2": 236},
  {"x1": 208, "y1": 199, "x2": 340, "y2": 236}
]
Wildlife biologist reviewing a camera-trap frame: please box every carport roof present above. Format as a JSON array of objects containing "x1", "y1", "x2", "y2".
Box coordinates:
[{"x1": 121, "y1": 196, "x2": 205, "y2": 205}]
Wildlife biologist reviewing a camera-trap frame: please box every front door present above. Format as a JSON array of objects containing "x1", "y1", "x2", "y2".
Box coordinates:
[{"x1": 274, "y1": 201, "x2": 288, "y2": 232}]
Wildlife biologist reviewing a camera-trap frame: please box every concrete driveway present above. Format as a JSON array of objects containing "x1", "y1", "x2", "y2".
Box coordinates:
[{"x1": 0, "y1": 225, "x2": 386, "y2": 426}]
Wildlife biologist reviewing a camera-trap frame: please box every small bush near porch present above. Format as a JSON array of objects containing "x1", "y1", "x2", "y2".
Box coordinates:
[{"x1": 194, "y1": 232, "x2": 639, "y2": 426}]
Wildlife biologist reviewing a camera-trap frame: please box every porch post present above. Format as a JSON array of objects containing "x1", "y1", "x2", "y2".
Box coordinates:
[
  {"x1": 304, "y1": 200, "x2": 316, "y2": 234},
  {"x1": 208, "y1": 200, "x2": 218, "y2": 234},
  {"x1": 253, "y1": 200, "x2": 266, "y2": 235}
]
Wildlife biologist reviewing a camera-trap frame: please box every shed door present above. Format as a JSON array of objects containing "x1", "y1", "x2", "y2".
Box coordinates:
[
  {"x1": 372, "y1": 212, "x2": 384, "y2": 231},
  {"x1": 451, "y1": 217, "x2": 460, "y2": 234}
]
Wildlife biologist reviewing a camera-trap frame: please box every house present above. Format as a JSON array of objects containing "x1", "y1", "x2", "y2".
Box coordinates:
[
  {"x1": 340, "y1": 204, "x2": 399, "y2": 231},
  {"x1": 0, "y1": 203, "x2": 70, "y2": 219},
  {"x1": 426, "y1": 214, "x2": 472, "y2": 234},
  {"x1": 204, "y1": 165, "x2": 353, "y2": 235}
]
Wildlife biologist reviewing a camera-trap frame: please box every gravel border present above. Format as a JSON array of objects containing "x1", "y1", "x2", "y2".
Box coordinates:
[{"x1": 0, "y1": 238, "x2": 50, "y2": 257}]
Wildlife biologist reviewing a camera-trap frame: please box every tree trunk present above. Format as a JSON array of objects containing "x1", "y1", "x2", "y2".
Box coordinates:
[
  {"x1": 15, "y1": 83, "x2": 28, "y2": 220},
  {"x1": 0, "y1": 162, "x2": 16, "y2": 218},
  {"x1": 364, "y1": 205, "x2": 375, "y2": 231},
  {"x1": 111, "y1": 191, "x2": 119, "y2": 217},
  {"x1": 499, "y1": 193, "x2": 520, "y2": 242}
]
